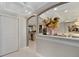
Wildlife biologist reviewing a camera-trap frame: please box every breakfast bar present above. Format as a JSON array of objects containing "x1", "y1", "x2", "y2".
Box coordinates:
[{"x1": 36, "y1": 33, "x2": 79, "y2": 57}]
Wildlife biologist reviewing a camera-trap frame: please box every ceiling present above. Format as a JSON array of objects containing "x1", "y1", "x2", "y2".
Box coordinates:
[
  {"x1": 23, "y1": 2, "x2": 48, "y2": 10},
  {"x1": 1, "y1": 2, "x2": 78, "y2": 24},
  {"x1": 20, "y1": 2, "x2": 48, "y2": 15},
  {"x1": 0, "y1": 2, "x2": 49, "y2": 16},
  {"x1": 0, "y1": 2, "x2": 67, "y2": 17},
  {"x1": 1, "y1": 2, "x2": 78, "y2": 22},
  {"x1": 40, "y1": 2, "x2": 79, "y2": 22}
]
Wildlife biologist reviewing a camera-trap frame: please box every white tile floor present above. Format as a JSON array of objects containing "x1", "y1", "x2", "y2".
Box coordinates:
[
  {"x1": 4, "y1": 38, "x2": 41, "y2": 57},
  {"x1": 3, "y1": 34, "x2": 43, "y2": 57},
  {"x1": 4, "y1": 47, "x2": 39, "y2": 57},
  {"x1": 29, "y1": 39, "x2": 36, "y2": 51}
]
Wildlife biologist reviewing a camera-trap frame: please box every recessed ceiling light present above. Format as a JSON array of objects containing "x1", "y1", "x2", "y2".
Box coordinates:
[
  {"x1": 28, "y1": 12, "x2": 31, "y2": 14},
  {"x1": 64, "y1": 10, "x2": 68, "y2": 13},
  {"x1": 54, "y1": 8, "x2": 57, "y2": 11},
  {"x1": 25, "y1": 10, "x2": 28, "y2": 12}
]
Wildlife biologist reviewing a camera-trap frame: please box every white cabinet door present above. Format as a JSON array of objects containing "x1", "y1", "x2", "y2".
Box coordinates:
[{"x1": 0, "y1": 16, "x2": 18, "y2": 56}]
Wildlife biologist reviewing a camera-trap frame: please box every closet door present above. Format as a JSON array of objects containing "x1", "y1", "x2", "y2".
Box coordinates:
[{"x1": 0, "y1": 16, "x2": 18, "y2": 56}]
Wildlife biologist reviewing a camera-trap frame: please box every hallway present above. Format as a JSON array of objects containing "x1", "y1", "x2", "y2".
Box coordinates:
[{"x1": 1, "y1": 2, "x2": 79, "y2": 57}]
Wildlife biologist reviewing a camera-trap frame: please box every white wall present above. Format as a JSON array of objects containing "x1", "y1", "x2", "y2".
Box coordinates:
[
  {"x1": 28, "y1": 17, "x2": 36, "y2": 25},
  {"x1": 0, "y1": 15, "x2": 19, "y2": 56},
  {"x1": 58, "y1": 22, "x2": 68, "y2": 33},
  {"x1": 0, "y1": 2, "x2": 27, "y2": 56},
  {"x1": 18, "y1": 16, "x2": 26, "y2": 48},
  {"x1": 0, "y1": 15, "x2": 27, "y2": 56},
  {"x1": 28, "y1": 16, "x2": 44, "y2": 26}
]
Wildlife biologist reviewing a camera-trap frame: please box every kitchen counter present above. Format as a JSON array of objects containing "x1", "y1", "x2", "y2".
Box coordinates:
[
  {"x1": 37, "y1": 33, "x2": 79, "y2": 47},
  {"x1": 36, "y1": 33, "x2": 79, "y2": 57},
  {"x1": 37, "y1": 33, "x2": 79, "y2": 41}
]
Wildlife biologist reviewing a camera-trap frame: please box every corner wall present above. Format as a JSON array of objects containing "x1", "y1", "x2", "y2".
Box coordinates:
[{"x1": 18, "y1": 16, "x2": 26, "y2": 48}]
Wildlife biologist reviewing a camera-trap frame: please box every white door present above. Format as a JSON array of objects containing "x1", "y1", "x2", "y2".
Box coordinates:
[{"x1": 0, "y1": 16, "x2": 18, "y2": 56}]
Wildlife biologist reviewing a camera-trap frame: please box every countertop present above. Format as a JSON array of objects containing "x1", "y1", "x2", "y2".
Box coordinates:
[
  {"x1": 37, "y1": 32, "x2": 79, "y2": 41},
  {"x1": 37, "y1": 33, "x2": 79, "y2": 47}
]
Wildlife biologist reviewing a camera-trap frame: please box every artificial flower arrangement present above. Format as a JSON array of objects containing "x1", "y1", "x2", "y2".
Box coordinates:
[{"x1": 42, "y1": 17, "x2": 60, "y2": 35}]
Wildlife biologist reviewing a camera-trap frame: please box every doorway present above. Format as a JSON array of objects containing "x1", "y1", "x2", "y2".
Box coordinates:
[{"x1": 27, "y1": 17, "x2": 37, "y2": 51}]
